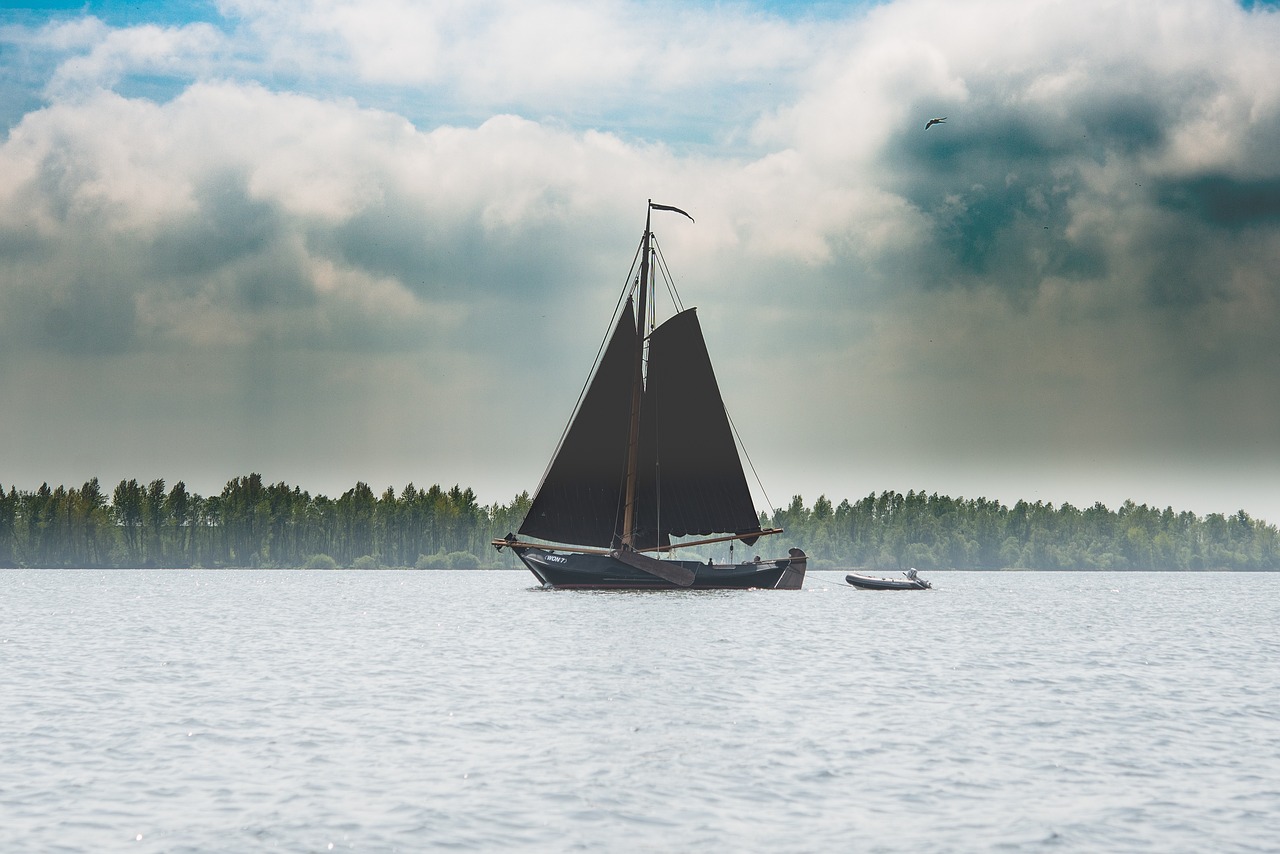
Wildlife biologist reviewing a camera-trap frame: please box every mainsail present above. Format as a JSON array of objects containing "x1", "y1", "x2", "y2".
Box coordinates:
[
  {"x1": 519, "y1": 299, "x2": 637, "y2": 548},
  {"x1": 518, "y1": 300, "x2": 761, "y2": 550},
  {"x1": 633, "y1": 308, "x2": 761, "y2": 548}
]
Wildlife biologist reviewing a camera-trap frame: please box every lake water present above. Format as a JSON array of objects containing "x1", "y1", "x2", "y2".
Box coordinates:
[{"x1": 2, "y1": 569, "x2": 1278, "y2": 852}]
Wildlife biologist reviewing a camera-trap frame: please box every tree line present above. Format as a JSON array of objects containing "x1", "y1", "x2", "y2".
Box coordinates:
[
  {"x1": 763, "y1": 490, "x2": 1279, "y2": 571},
  {"x1": 0, "y1": 476, "x2": 1275, "y2": 569},
  {"x1": 0, "y1": 475, "x2": 528, "y2": 570}
]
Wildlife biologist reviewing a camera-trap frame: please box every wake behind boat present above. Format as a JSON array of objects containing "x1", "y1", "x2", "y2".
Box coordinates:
[
  {"x1": 493, "y1": 201, "x2": 806, "y2": 590},
  {"x1": 846, "y1": 569, "x2": 932, "y2": 590}
]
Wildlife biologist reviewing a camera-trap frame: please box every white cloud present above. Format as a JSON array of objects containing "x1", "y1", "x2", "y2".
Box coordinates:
[
  {"x1": 44, "y1": 20, "x2": 227, "y2": 97},
  {"x1": 215, "y1": 0, "x2": 824, "y2": 125},
  {"x1": 28, "y1": 17, "x2": 110, "y2": 51}
]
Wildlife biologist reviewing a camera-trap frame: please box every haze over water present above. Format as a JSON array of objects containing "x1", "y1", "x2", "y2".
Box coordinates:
[{"x1": 3, "y1": 569, "x2": 1278, "y2": 852}]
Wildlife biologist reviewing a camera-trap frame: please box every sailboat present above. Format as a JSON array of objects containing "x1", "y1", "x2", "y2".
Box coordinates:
[{"x1": 492, "y1": 201, "x2": 807, "y2": 589}]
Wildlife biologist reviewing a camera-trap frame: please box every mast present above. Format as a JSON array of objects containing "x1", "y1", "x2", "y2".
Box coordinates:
[{"x1": 619, "y1": 201, "x2": 652, "y2": 549}]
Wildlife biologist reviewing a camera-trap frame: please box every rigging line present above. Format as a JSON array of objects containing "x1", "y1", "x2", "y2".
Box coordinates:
[
  {"x1": 724, "y1": 404, "x2": 778, "y2": 523},
  {"x1": 622, "y1": 233, "x2": 644, "y2": 303},
  {"x1": 612, "y1": 452, "x2": 628, "y2": 549},
  {"x1": 650, "y1": 235, "x2": 685, "y2": 313},
  {"x1": 526, "y1": 234, "x2": 646, "y2": 501}
]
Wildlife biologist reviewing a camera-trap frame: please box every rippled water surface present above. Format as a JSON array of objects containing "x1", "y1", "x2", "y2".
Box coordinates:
[{"x1": 2, "y1": 570, "x2": 1278, "y2": 852}]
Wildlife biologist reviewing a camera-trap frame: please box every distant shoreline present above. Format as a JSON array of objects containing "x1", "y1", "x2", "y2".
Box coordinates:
[{"x1": 3, "y1": 477, "x2": 1276, "y2": 571}]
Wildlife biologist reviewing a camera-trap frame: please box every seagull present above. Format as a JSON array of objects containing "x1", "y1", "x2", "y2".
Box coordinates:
[{"x1": 925, "y1": 117, "x2": 947, "y2": 130}]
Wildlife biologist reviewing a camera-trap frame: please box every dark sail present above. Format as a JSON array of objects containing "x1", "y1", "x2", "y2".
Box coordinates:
[
  {"x1": 633, "y1": 308, "x2": 761, "y2": 548},
  {"x1": 519, "y1": 300, "x2": 637, "y2": 548}
]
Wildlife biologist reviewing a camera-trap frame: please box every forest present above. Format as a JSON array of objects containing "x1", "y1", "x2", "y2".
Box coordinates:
[{"x1": 1, "y1": 474, "x2": 1276, "y2": 570}]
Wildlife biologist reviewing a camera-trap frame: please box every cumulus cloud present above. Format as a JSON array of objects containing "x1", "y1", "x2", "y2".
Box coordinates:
[
  {"x1": 220, "y1": 0, "x2": 818, "y2": 91},
  {"x1": 743, "y1": 0, "x2": 1280, "y2": 500},
  {"x1": 0, "y1": 86, "x2": 534, "y2": 357}
]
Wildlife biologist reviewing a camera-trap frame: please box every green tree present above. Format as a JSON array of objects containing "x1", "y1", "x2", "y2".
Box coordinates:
[
  {"x1": 112, "y1": 479, "x2": 145, "y2": 565},
  {"x1": 0, "y1": 486, "x2": 18, "y2": 567},
  {"x1": 166, "y1": 481, "x2": 191, "y2": 566}
]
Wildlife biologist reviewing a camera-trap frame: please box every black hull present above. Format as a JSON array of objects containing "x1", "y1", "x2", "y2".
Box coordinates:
[
  {"x1": 516, "y1": 547, "x2": 807, "y2": 590},
  {"x1": 845, "y1": 573, "x2": 931, "y2": 591}
]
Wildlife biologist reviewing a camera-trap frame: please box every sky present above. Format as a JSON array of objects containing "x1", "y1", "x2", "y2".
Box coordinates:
[{"x1": 2, "y1": 0, "x2": 1279, "y2": 526}]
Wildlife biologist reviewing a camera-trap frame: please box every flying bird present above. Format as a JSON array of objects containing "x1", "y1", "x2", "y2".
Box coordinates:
[{"x1": 925, "y1": 117, "x2": 947, "y2": 130}]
